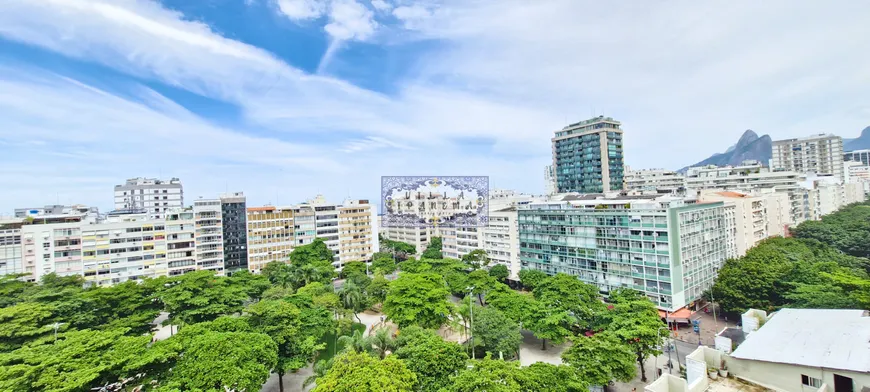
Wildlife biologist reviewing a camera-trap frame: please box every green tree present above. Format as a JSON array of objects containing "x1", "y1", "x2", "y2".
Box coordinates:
[
  {"x1": 291, "y1": 260, "x2": 337, "y2": 288},
  {"x1": 78, "y1": 280, "x2": 163, "y2": 335},
  {"x1": 342, "y1": 261, "x2": 369, "y2": 280},
  {"x1": 488, "y1": 264, "x2": 510, "y2": 282},
  {"x1": 518, "y1": 269, "x2": 548, "y2": 291},
  {"x1": 383, "y1": 273, "x2": 452, "y2": 329},
  {"x1": 229, "y1": 270, "x2": 272, "y2": 301},
  {"x1": 247, "y1": 299, "x2": 323, "y2": 392},
  {"x1": 399, "y1": 257, "x2": 432, "y2": 273},
  {"x1": 487, "y1": 283, "x2": 540, "y2": 326},
  {"x1": 470, "y1": 305, "x2": 522, "y2": 359},
  {"x1": 290, "y1": 238, "x2": 335, "y2": 266},
  {"x1": 303, "y1": 359, "x2": 333, "y2": 390},
  {"x1": 606, "y1": 295, "x2": 669, "y2": 382},
  {"x1": 164, "y1": 330, "x2": 278, "y2": 391},
  {"x1": 367, "y1": 273, "x2": 390, "y2": 305},
  {"x1": 421, "y1": 237, "x2": 443, "y2": 260},
  {"x1": 533, "y1": 273, "x2": 604, "y2": 330},
  {"x1": 338, "y1": 280, "x2": 368, "y2": 323},
  {"x1": 522, "y1": 362, "x2": 588, "y2": 392},
  {"x1": 159, "y1": 270, "x2": 249, "y2": 327},
  {"x1": 0, "y1": 302, "x2": 57, "y2": 352},
  {"x1": 312, "y1": 351, "x2": 417, "y2": 392},
  {"x1": 394, "y1": 326, "x2": 468, "y2": 392},
  {"x1": 561, "y1": 331, "x2": 636, "y2": 386},
  {"x1": 262, "y1": 261, "x2": 294, "y2": 288},
  {"x1": 380, "y1": 237, "x2": 416, "y2": 260},
  {"x1": 0, "y1": 328, "x2": 151, "y2": 392},
  {"x1": 441, "y1": 355, "x2": 583, "y2": 392},
  {"x1": 527, "y1": 306, "x2": 573, "y2": 350},
  {"x1": 369, "y1": 327, "x2": 397, "y2": 360},
  {"x1": 337, "y1": 329, "x2": 373, "y2": 355},
  {"x1": 443, "y1": 270, "x2": 470, "y2": 297},
  {"x1": 461, "y1": 249, "x2": 490, "y2": 270},
  {"x1": 467, "y1": 269, "x2": 497, "y2": 305},
  {"x1": 371, "y1": 252, "x2": 398, "y2": 275}
]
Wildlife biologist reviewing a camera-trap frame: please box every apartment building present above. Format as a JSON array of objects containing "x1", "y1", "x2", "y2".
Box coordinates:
[
  {"x1": 220, "y1": 193, "x2": 248, "y2": 273},
  {"x1": 246, "y1": 206, "x2": 295, "y2": 272},
  {"x1": 544, "y1": 165, "x2": 557, "y2": 195},
  {"x1": 114, "y1": 177, "x2": 183, "y2": 220},
  {"x1": 20, "y1": 216, "x2": 87, "y2": 281},
  {"x1": 697, "y1": 190, "x2": 768, "y2": 257},
  {"x1": 844, "y1": 161, "x2": 870, "y2": 185},
  {"x1": 337, "y1": 199, "x2": 377, "y2": 266},
  {"x1": 165, "y1": 208, "x2": 196, "y2": 277},
  {"x1": 518, "y1": 194, "x2": 730, "y2": 312},
  {"x1": 686, "y1": 161, "x2": 807, "y2": 224},
  {"x1": 380, "y1": 225, "x2": 439, "y2": 254},
  {"x1": 772, "y1": 134, "x2": 844, "y2": 181},
  {"x1": 291, "y1": 205, "x2": 316, "y2": 246},
  {"x1": 193, "y1": 198, "x2": 224, "y2": 274},
  {"x1": 15, "y1": 205, "x2": 101, "y2": 223},
  {"x1": 624, "y1": 167, "x2": 686, "y2": 193},
  {"x1": 81, "y1": 211, "x2": 168, "y2": 286},
  {"x1": 0, "y1": 220, "x2": 23, "y2": 277},
  {"x1": 843, "y1": 148, "x2": 870, "y2": 165},
  {"x1": 552, "y1": 115, "x2": 625, "y2": 193}
]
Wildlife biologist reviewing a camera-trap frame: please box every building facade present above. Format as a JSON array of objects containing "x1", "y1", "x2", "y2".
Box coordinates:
[
  {"x1": 552, "y1": 116, "x2": 624, "y2": 193},
  {"x1": 193, "y1": 199, "x2": 224, "y2": 274},
  {"x1": 80, "y1": 212, "x2": 167, "y2": 286},
  {"x1": 246, "y1": 206, "x2": 295, "y2": 273},
  {"x1": 113, "y1": 177, "x2": 183, "y2": 220},
  {"x1": 697, "y1": 190, "x2": 768, "y2": 257},
  {"x1": 625, "y1": 167, "x2": 686, "y2": 193},
  {"x1": 337, "y1": 199, "x2": 377, "y2": 265},
  {"x1": 544, "y1": 165, "x2": 557, "y2": 195},
  {"x1": 0, "y1": 221, "x2": 23, "y2": 277},
  {"x1": 380, "y1": 225, "x2": 439, "y2": 254},
  {"x1": 165, "y1": 208, "x2": 196, "y2": 277},
  {"x1": 220, "y1": 193, "x2": 248, "y2": 273},
  {"x1": 772, "y1": 134, "x2": 844, "y2": 181},
  {"x1": 518, "y1": 195, "x2": 730, "y2": 311},
  {"x1": 843, "y1": 148, "x2": 870, "y2": 165}
]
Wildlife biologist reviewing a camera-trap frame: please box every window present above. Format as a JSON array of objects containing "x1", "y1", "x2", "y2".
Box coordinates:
[{"x1": 801, "y1": 375, "x2": 822, "y2": 388}]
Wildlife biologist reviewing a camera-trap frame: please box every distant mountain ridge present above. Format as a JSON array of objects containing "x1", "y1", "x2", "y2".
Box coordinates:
[
  {"x1": 844, "y1": 126, "x2": 870, "y2": 151},
  {"x1": 679, "y1": 130, "x2": 772, "y2": 172}
]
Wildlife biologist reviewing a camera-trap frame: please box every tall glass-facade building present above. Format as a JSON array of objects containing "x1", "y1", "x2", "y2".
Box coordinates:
[
  {"x1": 220, "y1": 192, "x2": 248, "y2": 274},
  {"x1": 518, "y1": 195, "x2": 729, "y2": 311},
  {"x1": 552, "y1": 116, "x2": 624, "y2": 193}
]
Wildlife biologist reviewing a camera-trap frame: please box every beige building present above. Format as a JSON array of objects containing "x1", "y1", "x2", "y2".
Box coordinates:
[
  {"x1": 245, "y1": 206, "x2": 295, "y2": 273},
  {"x1": 81, "y1": 211, "x2": 168, "y2": 286},
  {"x1": 337, "y1": 199, "x2": 377, "y2": 265},
  {"x1": 697, "y1": 190, "x2": 768, "y2": 257},
  {"x1": 165, "y1": 208, "x2": 196, "y2": 277},
  {"x1": 772, "y1": 134, "x2": 844, "y2": 182},
  {"x1": 193, "y1": 198, "x2": 224, "y2": 274},
  {"x1": 379, "y1": 225, "x2": 439, "y2": 254}
]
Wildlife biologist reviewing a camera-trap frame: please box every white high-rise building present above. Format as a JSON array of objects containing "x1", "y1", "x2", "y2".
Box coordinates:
[
  {"x1": 114, "y1": 177, "x2": 183, "y2": 220},
  {"x1": 544, "y1": 165, "x2": 557, "y2": 195},
  {"x1": 165, "y1": 208, "x2": 196, "y2": 277},
  {"x1": 193, "y1": 198, "x2": 224, "y2": 274},
  {"x1": 772, "y1": 134, "x2": 844, "y2": 182},
  {"x1": 0, "y1": 220, "x2": 23, "y2": 277},
  {"x1": 697, "y1": 190, "x2": 769, "y2": 257}
]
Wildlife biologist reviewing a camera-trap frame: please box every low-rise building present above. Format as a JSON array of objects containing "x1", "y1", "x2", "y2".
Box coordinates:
[
  {"x1": 625, "y1": 167, "x2": 686, "y2": 193},
  {"x1": 380, "y1": 225, "x2": 439, "y2": 254},
  {"x1": 518, "y1": 194, "x2": 730, "y2": 311}
]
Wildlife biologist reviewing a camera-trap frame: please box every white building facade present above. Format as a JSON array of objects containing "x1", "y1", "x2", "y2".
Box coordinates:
[
  {"x1": 114, "y1": 177, "x2": 183, "y2": 220},
  {"x1": 81, "y1": 212, "x2": 168, "y2": 286},
  {"x1": 625, "y1": 167, "x2": 686, "y2": 193},
  {"x1": 193, "y1": 199, "x2": 224, "y2": 274},
  {"x1": 772, "y1": 134, "x2": 844, "y2": 182}
]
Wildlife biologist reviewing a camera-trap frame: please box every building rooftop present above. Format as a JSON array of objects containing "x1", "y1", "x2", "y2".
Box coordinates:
[
  {"x1": 730, "y1": 308, "x2": 870, "y2": 373},
  {"x1": 714, "y1": 191, "x2": 749, "y2": 198}
]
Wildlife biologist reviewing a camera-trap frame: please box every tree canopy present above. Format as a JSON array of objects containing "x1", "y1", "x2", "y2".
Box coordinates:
[
  {"x1": 383, "y1": 272, "x2": 452, "y2": 329},
  {"x1": 312, "y1": 351, "x2": 417, "y2": 392}
]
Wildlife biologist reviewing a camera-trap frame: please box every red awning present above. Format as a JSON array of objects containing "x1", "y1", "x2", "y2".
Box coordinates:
[{"x1": 659, "y1": 307, "x2": 693, "y2": 321}]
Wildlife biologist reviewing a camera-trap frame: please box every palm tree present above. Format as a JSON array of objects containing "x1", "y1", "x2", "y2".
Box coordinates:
[
  {"x1": 369, "y1": 328, "x2": 397, "y2": 360},
  {"x1": 338, "y1": 281, "x2": 366, "y2": 323},
  {"x1": 337, "y1": 329, "x2": 372, "y2": 354},
  {"x1": 302, "y1": 359, "x2": 333, "y2": 390}
]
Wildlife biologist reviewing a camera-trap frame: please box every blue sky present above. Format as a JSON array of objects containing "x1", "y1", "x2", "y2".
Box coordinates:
[{"x1": 1, "y1": 0, "x2": 869, "y2": 213}]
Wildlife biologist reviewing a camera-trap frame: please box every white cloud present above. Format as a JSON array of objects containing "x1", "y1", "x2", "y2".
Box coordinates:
[
  {"x1": 275, "y1": 0, "x2": 326, "y2": 20},
  {"x1": 391, "y1": 4, "x2": 431, "y2": 29},
  {"x1": 370, "y1": 0, "x2": 391, "y2": 12},
  {"x1": 325, "y1": 0, "x2": 378, "y2": 41},
  {"x1": 1, "y1": 0, "x2": 870, "y2": 207}
]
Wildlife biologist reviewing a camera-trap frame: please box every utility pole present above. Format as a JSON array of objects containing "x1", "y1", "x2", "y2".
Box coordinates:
[{"x1": 467, "y1": 286, "x2": 475, "y2": 360}]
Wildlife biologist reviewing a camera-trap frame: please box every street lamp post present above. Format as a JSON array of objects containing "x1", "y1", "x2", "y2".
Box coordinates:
[
  {"x1": 52, "y1": 322, "x2": 64, "y2": 343},
  {"x1": 466, "y1": 286, "x2": 475, "y2": 360}
]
